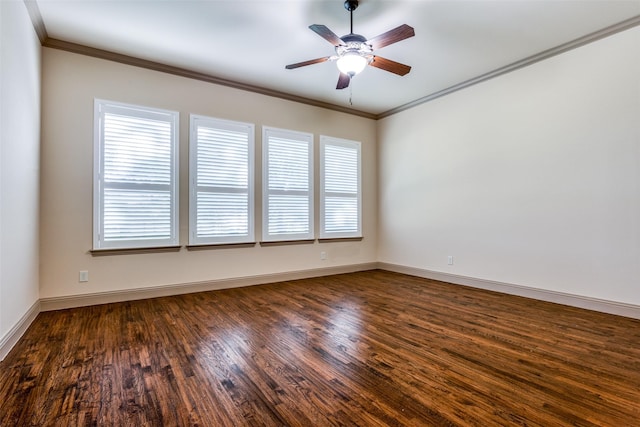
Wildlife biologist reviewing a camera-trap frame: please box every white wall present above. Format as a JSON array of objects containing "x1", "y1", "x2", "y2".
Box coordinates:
[
  {"x1": 378, "y1": 27, "x2": 640, "y2": 306},
  {"x1": 40, "y1": 48, "x2": 377, "y2": 299},
  {"x1": 0, "y1": 0, "x2": 41, "y2": 345}
]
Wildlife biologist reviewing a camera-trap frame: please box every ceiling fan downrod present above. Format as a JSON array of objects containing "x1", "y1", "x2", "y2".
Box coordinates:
[{"x1": 344, "y1": 0, "x2": 358, "y2": 34}]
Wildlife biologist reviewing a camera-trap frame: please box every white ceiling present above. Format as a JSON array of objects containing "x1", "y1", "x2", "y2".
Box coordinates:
[{"x1": 34, "y1": 0, "x2": 640, "y2": 117}]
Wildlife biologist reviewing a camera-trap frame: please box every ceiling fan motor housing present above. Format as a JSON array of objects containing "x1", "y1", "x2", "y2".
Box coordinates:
[
  {"x1": 336, "y1": 33, "x2": 373, "y2": 63},
  {"x1": 341, "y1": 33, "x2": 367, "y2": 44}
]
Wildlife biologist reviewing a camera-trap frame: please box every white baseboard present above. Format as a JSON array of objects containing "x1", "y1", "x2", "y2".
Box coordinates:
[
  {"x1": 377, "y1": 262, "x2": 640, "y2": 320},
  {"x1": 40, "y1": 262, "x2": 379, "y2": 312},
  {"x1": 0, "y1": 300, "x2": 40, "y2": 361},
  {"x1": 6, "y1": 262, "x2": 638, "y2": 361}
]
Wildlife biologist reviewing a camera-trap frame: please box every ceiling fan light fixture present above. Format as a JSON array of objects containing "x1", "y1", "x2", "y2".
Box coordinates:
[
  {"x1": 285, "y1": 0, "x2": 414, "y2": 90},
  {"x1": 337, "y1": 53, "x2": 367, "y2": 76}
]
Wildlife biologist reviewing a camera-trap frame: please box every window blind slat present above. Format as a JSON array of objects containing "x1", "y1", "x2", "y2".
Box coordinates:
[
  {"x1": 267, "y1": 137, "x2": 310, "y2": 191},
  {"x1": 196, "y1": 192, "x2": 249, "y2": 237},
  {"x1": 94, "y1": 100, "x2": 178, "y2": 250},
  {"x1": 197, "y1": 127, "x2": 249, "y2": 188},
  {"x1": 102, "y1": 181, "x2": 172, "y2": 240},
  {"x1": 190, "y1": 116, "x2": 254, "y2": 245},
  {"x1": 263, "y1": 128, "x2": 313, "y2": 241},
  {"x1": 320, "y1": 137, "x2": 361, "y2": 238},
  {"x1": 103, "y1": 113, "x2": 172, "y2": 185},
  {"x1": 267, "y1": 195, "x2": 310, "y2": 235},
  {"x1": 323, "y1": 197, "x2": 358, "y2": 233},
  {"x1": 325, "y1": 144, "x2": 358, "y2": 193}
]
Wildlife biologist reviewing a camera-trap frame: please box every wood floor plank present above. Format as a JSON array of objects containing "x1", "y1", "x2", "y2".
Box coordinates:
[{"x1": 1, "y1": 270, "x2": 639, "y2": 426}]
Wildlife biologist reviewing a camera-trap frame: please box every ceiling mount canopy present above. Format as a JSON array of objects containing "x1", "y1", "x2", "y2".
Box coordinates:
[
  {"x1": 344, "y1": 0, "x2": 358, "y2": 12},
  {"x1": 285, "y1": 0, "x2": 415, "y2": 90}
]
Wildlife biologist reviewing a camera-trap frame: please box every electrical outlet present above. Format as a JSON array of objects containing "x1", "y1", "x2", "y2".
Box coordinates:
[
  {"x1": 79, "y1": 270, "x2": 89, "y2": 282},
  {"x1": 320, "y1": 251, "x2": 327, "y2": 260},
  {"x1": 447, "y1": 256, "x2": 454, "y2": 265}
]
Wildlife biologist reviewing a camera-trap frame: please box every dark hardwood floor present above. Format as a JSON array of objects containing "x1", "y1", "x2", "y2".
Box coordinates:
[{"x1": 1, "y1": 270, "x2": 639, "y2": 426}]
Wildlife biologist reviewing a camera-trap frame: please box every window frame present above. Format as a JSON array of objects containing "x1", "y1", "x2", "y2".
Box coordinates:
[
  {"x1": 262, "y1": 126, "x2": 314, "y2": 242},
  {"x1": 188, "y1": 114, "x2": 255, "y2": 245},
  {"x1": 319, "y1": 135, "x2": 362, "y2": 239},
  {"x1": 93, "y1": 99, "x2": 179, "y2": 250}
]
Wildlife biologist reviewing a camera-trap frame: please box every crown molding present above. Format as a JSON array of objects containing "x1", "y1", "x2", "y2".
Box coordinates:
[
  {"x1": 21, "y1": 1, "x2": 640, "y2": 120},
  {"x1": 378, "y1": 14, "x2": 640, "y2": 119},
  {"x1": 42, "y1": 38, "x2": 377, "y2": 120}
]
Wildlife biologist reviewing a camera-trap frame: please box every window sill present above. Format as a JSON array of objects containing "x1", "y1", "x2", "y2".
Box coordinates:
[
  {"x1": 186, "y1": 242, "x2": 256, "y2": 251},
  {"x1": 89, "y1": 246, "x2": 182, "y2": 256},
  {"x1": 259, "y1": 239, "x2": 315, "y2": 247},
  {"x1": 318, "y1": 237, "x2": 363, "y2": 243}
]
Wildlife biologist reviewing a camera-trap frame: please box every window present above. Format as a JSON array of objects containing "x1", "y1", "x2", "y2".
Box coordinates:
[
  {"x1": 93, "y1": 100, "x2": 179, "y2": 250},
  {"x1": 262, "y1": 127, "x2": 314, "y2": 242},
  {"x1": 189, "y1": 115, "x2": 254, "y2": 245},
  {"x1": 320, "y1": 136, "x2": 361, "y2": 238}
]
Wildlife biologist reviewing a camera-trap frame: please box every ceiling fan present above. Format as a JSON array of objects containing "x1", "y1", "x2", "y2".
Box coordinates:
[{"x1": 285, "y1": 0, "x2": 415, "y2": 90}]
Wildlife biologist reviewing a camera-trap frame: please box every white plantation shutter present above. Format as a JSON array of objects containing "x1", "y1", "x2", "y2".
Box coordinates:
[
  {"x1": 320, "y1": 136, "x2": 361, "y2": 238},
  {"x1": 94, "y1": 100, "x2": 179, "y2": 249},
  {"x1": 262, "y1": 127, "x2": 314, "y2": 241},
  {"x1": 189, "y1": 115, "x2": 254, "y2": 244}
]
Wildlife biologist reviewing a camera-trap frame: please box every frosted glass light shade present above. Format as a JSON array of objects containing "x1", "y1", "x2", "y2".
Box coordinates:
[{"x1": 336, "y1": 53, "x2": 367, "y2": 76}]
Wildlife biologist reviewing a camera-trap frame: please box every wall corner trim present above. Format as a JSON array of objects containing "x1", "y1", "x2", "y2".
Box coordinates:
[
  {"x1": 0, "y1": 300, "x2": 41, "y2": 362},
  {"x1": 23, "y1": 0, "x2": 48, "y2": 43},
  {"x1": 377, "y1": 263, "x2": 640, "y2": 320}
]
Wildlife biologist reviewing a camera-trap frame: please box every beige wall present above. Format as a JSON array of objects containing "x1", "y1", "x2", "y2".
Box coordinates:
[
  {"x1": 40, "y1": 48, "x2": 378, "y2": 299},
  {"x1": 26, "y1": 17, "x2": 640, "y2": 313},
  {"x1": 378, "y1": 27, "x2": 640, "y2": 305},
  {"x1": 0, "y1": 0, "x2": 41, "y2": 347}
]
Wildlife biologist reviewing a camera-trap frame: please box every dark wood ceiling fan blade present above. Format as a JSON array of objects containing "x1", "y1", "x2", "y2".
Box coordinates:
[
  {"x1": 369, "y1": 56, "x2": 412, "y2": 76},
  {"x1": 367, "y1": 24, "x2": 415, "y2": 50},
  {"x1": 336, "y1": 72, "x2": 351, "y2": 90},
  {"x1": 285, "y1": 57, "x2": 331, "y2": 70},
  {"x1": 309, "y1": 24, "x2": 344, "y2": 46}
]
